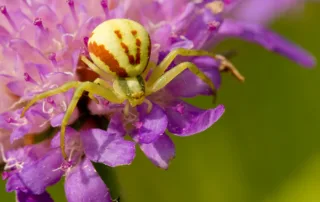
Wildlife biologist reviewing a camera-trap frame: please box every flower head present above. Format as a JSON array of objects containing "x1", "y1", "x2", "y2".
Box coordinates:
[{"x1": 0, "y1": 0, "x2": 315, "y2": 201}]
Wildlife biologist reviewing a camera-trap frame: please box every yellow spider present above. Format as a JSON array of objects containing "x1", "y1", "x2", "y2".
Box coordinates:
[{"x1": 21, "y1": 19, "x2": 244, "y2": 159}]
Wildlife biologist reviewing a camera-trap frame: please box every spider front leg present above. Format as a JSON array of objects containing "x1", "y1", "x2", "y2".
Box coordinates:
[
  {"x1": 21, "y1": 81, "x2": 80, "y2": 117},
  {"x1": 58, "y1": 81, "x2": 124, "y2": 158},
  {"x1": 81, "y1": 55, "x2": 112, "y2": 81},
  {"x1": 88, "y1": 78, "x2": 112, "y2": 103},
  {"x1": 147, "y1": 62, "x2": 216, "y2": 99},
  {"x1": 21, "y1": 81, "x2": 124, "y2": 159},
  {"x1": 148, "y1": 48, "x2": 245, "y2": 84}
]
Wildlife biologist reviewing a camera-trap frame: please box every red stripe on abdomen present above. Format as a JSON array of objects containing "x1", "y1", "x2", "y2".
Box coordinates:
[{"x1": 88, "y1": 41, "x2": 128, "y2": 77}]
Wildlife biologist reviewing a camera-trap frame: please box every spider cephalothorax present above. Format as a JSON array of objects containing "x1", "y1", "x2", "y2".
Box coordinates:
[{"x1": 21, "y1": 19, "x2": 244, "y2": 159}]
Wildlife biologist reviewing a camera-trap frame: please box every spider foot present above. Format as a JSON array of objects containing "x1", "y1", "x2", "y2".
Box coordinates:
[
  {"x1": 144, "y1": 99, "x2": 153, "y2": 114},
  {"x1": 88, "y1": 93, "x2": 99, "y2": 104},
  {"x1": 216, "y1": 55, "x2": 245, "y2": 82}
]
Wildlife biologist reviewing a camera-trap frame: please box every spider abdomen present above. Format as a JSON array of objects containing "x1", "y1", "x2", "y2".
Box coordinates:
[{"x1": 88, "y1": 19, "x2": 151, "y2": 77}]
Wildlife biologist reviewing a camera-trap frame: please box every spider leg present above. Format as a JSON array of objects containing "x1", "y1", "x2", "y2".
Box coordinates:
[
  {"x1": 60, "y1": 81, "x2": 124, "y2": 159},
  {"x1": 144, "y1": 99, "x2": 153, "y2": 113},
  {"x1": 21, "y1": 81, "x2": 80, "y2": 117},
  {"x1": 88, "y1": 78, "x2": 113, "y2": 103},
  {"x1": 142, "y1": 61, "x2": 156, "y2": 80},
  {"x1": 81, "y1": 55, "x2": 112, "y2": 81},
  {"x1": 148, "y1": 48, "x2": 245, "y2": 84},
  {"x1": 147, "y1": 62, "x2": 216, "y2": 100},
  {"x1": 215, "y1": 55, "x2": 245, "y2": 82},
  {"x1": 22, "y1": 80, "x2": 124, "y2": 159}
]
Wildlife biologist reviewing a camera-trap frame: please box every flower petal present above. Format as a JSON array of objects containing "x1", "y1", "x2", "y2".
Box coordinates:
[
  {"x1": 10, "y1": 124, "x2": 31, "y2": 143},
  {"x1": 35, "y1": 5, "x2": 59, "y2": 29},
  {"x1": 81, "y1": 129, "x2": 135, "y2": 167},
  {"x1": 166, "y1": 101, "x2": 225, "y2": 136},
  {"x1": 50, "y1": 109, "x2": 79, "y2": 128},
  {"x1": 140, "y1": 133, "x2": 175, "y2": 169},
  {"x1": 0, "y1": 25, "x2": 11, "y2": 45},
  {"x1": 16, "y1": 191, "x2": 53, "y2": 202},
  {"x1": 6, "y1": 174, "x2": 26, "y2": 193},
  {"x1": 166, "y1": 57, "x2": 221, "y2": 97},
  {"x1": 18, "y1": 148, "x2": 64, "y2": 194},
  {"x1": 50, "y1": 127, "x2": 79, "y2": 148},
  {"x1": 218, "y1": 19, "x2": 315, "y2": 67},
  {"x1": 76, "y1": 16, "x2": 103, "y2": 40},
  {"x1": 131, "y1": 103, "x2": 168, "y2": 144},
  {"x1": 151, "y1": 24, "x2": 172, "y2": 51},
  {"x1": 8, "y1": 39, "x2": 47, "y2": 64},
  {"x1": 107, "y1": 112, "x2": 127, "y2": 137},
  {"x1": 185, "y1": 9, "x2": 223, "y2": 48},
  {"x1": 6, "y1": 80, "x2": 26, "y2": 97},
  {"x1": 65, "y1": 159, "x2": 112, "y2": 202}
]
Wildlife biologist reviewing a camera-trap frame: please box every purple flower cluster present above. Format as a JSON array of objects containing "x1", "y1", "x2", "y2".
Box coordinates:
[{"x1": 0, "y1": 0, "x2": 315, "y2": 201}]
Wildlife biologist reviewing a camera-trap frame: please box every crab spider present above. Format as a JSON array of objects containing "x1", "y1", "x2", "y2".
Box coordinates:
[{"x1": 21, "y1": 19, "x2": 244, "y2": 159}]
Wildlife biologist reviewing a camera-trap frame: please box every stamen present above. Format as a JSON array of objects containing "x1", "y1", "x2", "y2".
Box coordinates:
[
  {"x1": 133, "y1": 121, "x2": 143, "y2": 129},
  {"x1": 48, "y1": 52, "x2": 58, "y2": 67},
  {"x1": 101, "y1": 99, "x2": 110, "y2": 106},
  {"x1": 46, "y1": 97, "x2": 56, "y2": 107},
  {"x1": 62, "y1": 160, "x2": 73, "y2": 170},
  {"x1": 0, "y1": 144, "x2": 8, "y2": 163},
  {"x1": 24, "y1": 73, "x2": 38, "y2": 85},
  {"x1": 80, "y1": 47, "x2": 89, "y2": 57},
  {"x1": 46, "y1": 97, "x2": 55, "y2": 105},
  {"x1": 33, "y1": 17, "x2": 45, "y2": 31},
  {"x1": 0, "y1": 5, "x2": 18, "y2": 31},
  {"x1": 83, "y1": 36, "x2": 89, "y2": 47},
  {"x1": 53, "y1": 160, "x2": 73, "y2": 172},
  {"x1": 68, "y1": 148, "x2": 76, "y2": 161},
  {"x1": 207, "y1": 21, "x2": 220, "y2": 32},
  {"x1": 42, "y1": 101, "x2": 54, "y2": 114},
  {"x1": 6, "y1": 117, "x2": 17, "y2": 124},
  {"x1": 174, "y1": 103, "x2": 185, "y2": 114},
  {"x1": 170, "y1": 32, "x2": 179, "y2": 44},
  {"x1": 100, "y1": 0, "x2": 109, "y2": 18},
  {"x1": 66, "y1": 0, "x2": 79, "y2": 24}
]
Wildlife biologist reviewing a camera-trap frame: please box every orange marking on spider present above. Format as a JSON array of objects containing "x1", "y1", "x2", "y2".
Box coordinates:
[
  {"x1": 88, "y1": 41, "x2": 128, "y2": 77},
  {"x1": 114, "y1": 30, "x2": 122, "y2": 39}
]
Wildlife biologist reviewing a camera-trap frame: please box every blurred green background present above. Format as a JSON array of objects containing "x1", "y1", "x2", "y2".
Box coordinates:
[{"x1": 1, "y1": 3, "x2": 320, "y2": 202}]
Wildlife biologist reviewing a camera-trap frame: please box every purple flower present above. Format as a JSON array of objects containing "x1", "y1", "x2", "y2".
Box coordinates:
[
  {"x1": 0, "y1": 0, "x2": 316, "y2": 201},
  {"x1": 1, "y1": 141, "x2": 56, "y2": 201},
  {"x1": 2, "y1": 125, "x2": 135, "y2": 201}
]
